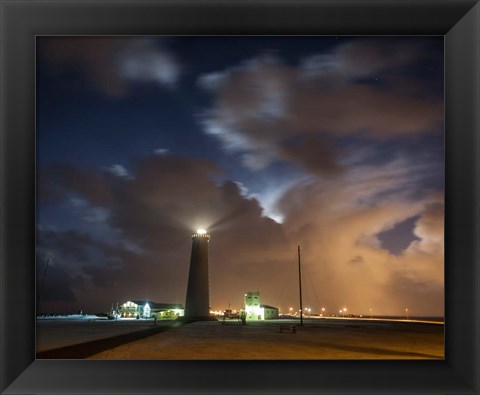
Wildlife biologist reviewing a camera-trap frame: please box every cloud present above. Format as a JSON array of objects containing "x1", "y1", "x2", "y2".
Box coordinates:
[
  {"x1": 117, "y1": 39, "x2": 180, "y2": 86},
  {"x1": 407, "y1": 198, "x2": 445, "y2": 256},
  {"x1": 36, "y1": 232, "x2": 93, "y2": 308},
  {"x1": 36, "y1": 262, "x2": 79, "y2": 304},
  {"x1": 273, "y1": 160, "x2": 444, "y2": 315},
  {"x1": 37, "y1": 163, "x2": 114, "y2": 205},
  {"x1": 104, "y1": 164, "x2": 132, "y2": 178},
  {"x1": 300, "y1": 39, "x2": 426, "y2": 80},
  {"x1": 38, "y1": 37, "x2": 180, "y2": 96},
  {"x1": 279, "y1": 135, "x2": 343, "y2": 176},
  {"x1": 198, "y1": 39, "x2": 443, "y2": 174},
  {"x1": 37, "y1": 150, "x2": 443, "y2": 316},
  {"x1": 69, "y1": 197, "x2": 111, "y2": 223},
  {"x1": 153, "y1": 148, "x2": 169, "y2": 155},
  {"x1": 37, "y1": 154, "x2": 290, "y2": 313}
]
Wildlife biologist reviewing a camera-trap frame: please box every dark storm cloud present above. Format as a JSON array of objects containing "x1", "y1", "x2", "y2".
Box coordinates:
[
  {"x1": 279, "y1": 135, "x2": 343, "y2": 176},
  {"x1": 36, "y1": 248, "x2": 81, "y2": 304},
  {"x1": 82, "y1": 265, "x2": 113, "y2": 288},
  {"x1": 36, "y1": 263, "x2": 78, "y2": 303},
  {"x1": 38, "y1": 37, "x2": 180, "y2": 96},
  {"x1": 36, "y1": 223, "x2": 176, "y2": 310},
  {"x1": 36, "y1": 226, "x2": 128, "y2": 308},
  {"x1": 198, "y1": 39, "x2": 443, "y2": 174},
  {"x1": 37, "y1": 227, "x2": 96, "y2": 262},
  {"x1": 38, "y1": 150, "x2": 444, "y2": 315},
  {"x1": 37, "y1": 154, "x2": 292, "y2": 313},
  {"x1": 38, "y1": 163, "x2": 113, "y2": 205}
]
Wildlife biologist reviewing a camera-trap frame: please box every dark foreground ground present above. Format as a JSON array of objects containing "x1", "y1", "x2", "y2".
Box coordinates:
[
  {"x1": 36, "y1": 317, "x2": 171, "y2": 353},
  {"x1": 37, "y1": 318, "x2": 444, "y2": 359}
]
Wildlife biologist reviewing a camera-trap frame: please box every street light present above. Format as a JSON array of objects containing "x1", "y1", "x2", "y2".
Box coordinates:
[
  {"x1": 321, "y1": 307, "x2": 325, "y2": 317},
  {"x1": 369, "y1": 308, "x2": 372, "y2": 319},
  {"x1": 405, "y1": 308, "x2": 409, "y2": 320},
  {"x1": 343, "y1": 307, "x2": 347, "y2": 318},
  {"x1": 289, "y1": 307, "x2": 293, "y2": 317}
]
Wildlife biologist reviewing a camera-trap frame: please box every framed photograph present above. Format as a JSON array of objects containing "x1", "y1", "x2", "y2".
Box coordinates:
[{"x1": 1, "y1": 1, "x2": 479, "y2": 394}]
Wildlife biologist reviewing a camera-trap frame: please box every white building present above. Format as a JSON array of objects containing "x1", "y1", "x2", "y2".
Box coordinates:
[
  {"x1": 262, "y1": 304, "x2": 279, "y2": 320},
  {"x1": 243, "y1": 292, "x2": 279, "y2": 320},
  {"x1": 119, "y1": 300, "x2": 184, "y2": 319}
]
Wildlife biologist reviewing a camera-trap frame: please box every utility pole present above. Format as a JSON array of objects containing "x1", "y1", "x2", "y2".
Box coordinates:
[
  {"x1": 39, "y1": 254, "x2": 52, "y2": 309},
  {"x1": 298, "y1": 245, "x2": 303, "y2": 326}
]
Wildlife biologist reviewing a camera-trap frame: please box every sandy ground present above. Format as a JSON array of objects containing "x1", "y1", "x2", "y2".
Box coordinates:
[
  {"x1": 87, "y1": 318, "x2": 444, "y2": 360},
  {"x1": 36, "y1": 318, "x2": 166, "y2": 352}
]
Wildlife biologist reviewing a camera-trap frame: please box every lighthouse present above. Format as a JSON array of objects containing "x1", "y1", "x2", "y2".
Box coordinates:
[{"x1": 180, "y1": 229, "x2": 216, "y2": 322}]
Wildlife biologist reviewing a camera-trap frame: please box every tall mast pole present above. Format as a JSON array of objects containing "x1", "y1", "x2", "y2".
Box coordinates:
[
  {"x1": 298, "y1": 245, "x2": 303, "y2": 326},
  {"x1": 39, "y1": 255, "x2": 51, "y2": 308}
]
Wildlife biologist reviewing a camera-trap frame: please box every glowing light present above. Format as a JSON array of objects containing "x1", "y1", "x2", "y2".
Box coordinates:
[
  {"x1": 245, "y1": 304, "x2": 265, "y2": 320},
  {"x1": 197, "y1": 229, "x2": 207, "y2": 234},
  {"x1": 173, "y1": 309, "x2": 184, "y2": 316},
  {"x1": 143, "y1": 303, "x2": 151, "y2": 318}
]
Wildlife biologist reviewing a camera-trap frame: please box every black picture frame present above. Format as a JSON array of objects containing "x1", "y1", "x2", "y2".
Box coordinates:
[{"x1": 1, "y1": 1, "x2": 478, "y2": 394}]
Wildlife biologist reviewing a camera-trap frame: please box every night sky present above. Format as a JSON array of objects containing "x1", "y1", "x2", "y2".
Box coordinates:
[{"x1": 36, "y1": 36, "x2": 444, "y2": 316}]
